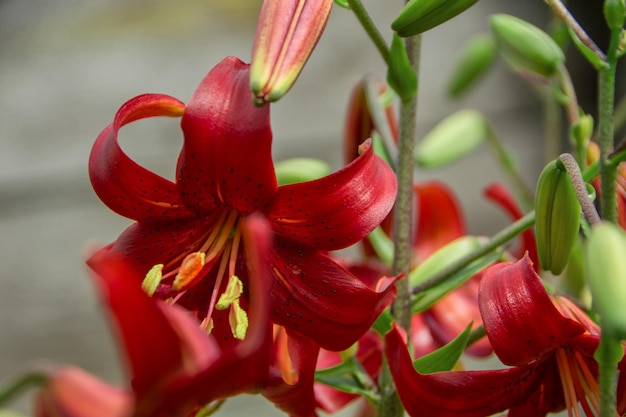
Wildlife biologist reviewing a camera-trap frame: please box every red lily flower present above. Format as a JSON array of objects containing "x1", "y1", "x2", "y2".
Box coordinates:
[
  {"x1": 385, "y1": 254, "x2": 626, "y2": 417},
  {"x1": 37, "y1": 215, "x2": 273, "y2": 417},
  {"x1": 88, "y1": 56, "x2": 398, "y2": 352}
]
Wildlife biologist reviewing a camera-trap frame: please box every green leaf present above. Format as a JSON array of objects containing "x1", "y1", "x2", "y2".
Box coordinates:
[
  {"x1": 413, "y1": 323, "x2": 473, "y2": 374},
  {"x1": 387, "y1": 33, "x2": 417, "y2": 103},
  {"x1": 565, "y1": 24, "x2": 608, "y2": 70},
  {"x1": 0, "y1": 411, "x2": 29, "y2": 417},
  {"x1": 334, "y1": 0, "x2": 350, "y2": 9}
]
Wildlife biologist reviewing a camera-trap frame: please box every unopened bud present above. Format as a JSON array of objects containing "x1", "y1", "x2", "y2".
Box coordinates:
[
  {"x1": 250, "y1": 0, "x2": 333, "y2": 104},
  {"x1": 490, "y1": 14, "x2": 565, "y2": 77},
  {"x1": 447, "y1": 35, "x2": 497, "y2": 97},
  {"x1": 604, "y1": 0, "x2": 626, "y2": 30},
  {"x1": 535, "y1": 160, "x2": 581, "y2": 275},
  {"x1": 415, "y1": 110, "x2": 485, "y2": 168},
  {"x1": 274, "y1": 158, "x2": 331, "y2": 185},
  {"x1": 586, "y1": 222, "x2": 626, "y2": 337},
  {"x1": 392, "y1": 0, "x2": 479, "y2": 37},
  {"x1": 570, "y1": 114, "x2": 594, "y2": 149}
]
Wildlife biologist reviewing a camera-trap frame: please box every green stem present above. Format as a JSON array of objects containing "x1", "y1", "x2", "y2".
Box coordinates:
[
  {"x1": 546, "y1": 0, "x2": 607, "y2": 62},
  {"x1": 377, "y1": 33, "x2": 421, "y2": 417},
  {"x1": 412, "y1": 212, "x2": 535, "y2": 295},
  {"x1": 598, "y1": 28, "x2": 620, "y2": 222},
  {"x1": 484, "y1": 125, "x2": 534, "y2": 211},
  {"x1": 466, "y1": 325, "x2": 487, "y2": 348},
  {"x1": 346, "y1": 0, "x2": 390, "y2": 64},
  {"x1": 543, "y1": 82, "x2": 563, "y2": 163},
  {"x1": 596, "y1": 333, "x2": 624, "y2": 417}
]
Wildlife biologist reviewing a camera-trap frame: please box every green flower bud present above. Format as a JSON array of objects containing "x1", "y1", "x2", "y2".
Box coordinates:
[
  {"x1": 604, "y1": 0, "x2": 626, "y2": 30},
  {"x1": 392, "y1": 0, "x2": 479, "y2": 37},
  {"x1": 387, "y1": 33, "x2": 417, "y2": 103},
  {"x1": 447, "y1": 35, "x2": 497, "y2": 97},
  {"x1": 490, "y1": 14, "x2": 565, "y2": 77},
  {"x1": 535, "y1": 160, "x2": 581, "y2": 275},
  {"x1": 274, "y1": 158, "x2": 331, "y2": 186},
  {"x1": 586, "y1": 222, "x2": 626, "y2": 338},
  {"x1": 415, "y1": 109, "x2": 485, "y2": 168},
  {"x1": 569, "y1": 113, "x2": 594, "y2": 149}
]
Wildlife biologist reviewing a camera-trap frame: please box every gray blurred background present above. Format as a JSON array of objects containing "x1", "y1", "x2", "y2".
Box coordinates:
[{"x1": 0, "y1": 0, "x2": 589, "y2": 415}]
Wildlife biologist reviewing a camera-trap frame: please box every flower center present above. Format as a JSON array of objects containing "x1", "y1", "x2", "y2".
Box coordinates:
[{"x1": 142, "y1": 210, "x2": 249, "y2": 340}]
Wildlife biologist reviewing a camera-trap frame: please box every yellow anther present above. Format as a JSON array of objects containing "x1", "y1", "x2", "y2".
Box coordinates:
[
  {"x1": 142, "y1": 264, "x2": 164, "y2": 296},
  {"x1": 215, "y1": 275, "x2": 243, "y2": 310},
  {"x1": 173, "y1": 252, "x2": 206, "y2": 291},
  {"x1": 229, "y1": 299, "x2": 248, "y2": 340}
]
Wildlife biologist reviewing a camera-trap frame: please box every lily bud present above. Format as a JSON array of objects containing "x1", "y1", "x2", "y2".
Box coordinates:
[
  {"x1": 250, "y1": 0, "x2": 333, "y2": 104},
  {"x1": 274, "y1": 158, "x2": 331, "y2": 185},
  {"x1": 534, "y1": 160, "x2": 581, "y2": 275},
  {"x1": 415, "y1": 109, "x2": 485, "y2": 168},
  {"x1": 569, "y1": 113, "x2": 594, "y2": 149},
  {"x1": 604, "y1": 0, "x2": 625, "y2": 30},
  {"x1": 490, "y1": 14, "x2": 565, "y2": 77},
  {"x1": 447, "y1": 34, "x2": 497, "y2": 97},
  {"x1": 586, "y1": 222, "x2": 626, "y2": 338},
  {"x1": 392, "y1": 0, "x2": 479, "y2": 37}
]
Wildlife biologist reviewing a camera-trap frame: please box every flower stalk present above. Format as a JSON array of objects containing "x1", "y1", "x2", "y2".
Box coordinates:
[{"x1": 347, "y1": 0, "x2": 390, "y2": 64}]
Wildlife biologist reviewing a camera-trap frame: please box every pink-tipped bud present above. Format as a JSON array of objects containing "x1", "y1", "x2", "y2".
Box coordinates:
[{"x1": 250, "y1": 0, "x2": 333, "y2": 104}]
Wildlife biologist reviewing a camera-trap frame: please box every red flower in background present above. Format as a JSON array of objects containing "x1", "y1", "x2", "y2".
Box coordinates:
[
  {"x1": 37, "y1": 216, "x2": 273, "y2": 417},
  {"x1": 385, "y1": 254, "x2": 626, "y2": 417},
  {"x1": 88, "y1": 56, "x2": 398, "y2": 352}
]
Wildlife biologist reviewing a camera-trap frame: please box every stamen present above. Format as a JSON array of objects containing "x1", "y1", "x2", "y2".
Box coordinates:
[
  {"x1": 555, "y1": 348, "x2": 580, "y2": 417},
  {"x1": 172, "y1": 252, "x2": 206, "y2": 291},
  {"x1": 229, "y1": 299, "x2": 248, "y2": 340},
  {"x1": 216, "y1": 275, "x2": 244, "y2": 310},
  {"x1": 573, "y1": 352, "x2": 603, "y2": 416},
  {"x1": 142, "y1": 264, "x2": 164, "y2": 296}
]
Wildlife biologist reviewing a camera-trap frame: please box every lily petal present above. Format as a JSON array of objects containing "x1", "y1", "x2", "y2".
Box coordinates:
[
  {"x1": 413, "y1": 181, "x2": 466, "y2": 261},
  {"x1": 89, "y1": 94, "x2": 189, "y2": 221},
  {"x1": 263, "y1": 329, "x2": 320, "y2": 417},
  {"x1": 92, "y1": 214, "x2": 218, "y2": 283},
  {"x1": 270, "y1": 238, "x2": 397, "y2": 351},
  {"x1": 88, "y1": 252, "x2": 184, "y2": 399},
  {"x1": 479, "y1": 255, "x2": 585, "y2": 366},
  {"x1": 178, "y1": 56, "x2": 277, "y2": 214},
  {"x1": 385, "y1": 324, "x2": 547, "y2": 417},
  {"x1": 270, "y1": 140, "x2": 397, "y2": 251},
  {"x1": 35, "y1": 367, "x2": 132, "y2": 417}
]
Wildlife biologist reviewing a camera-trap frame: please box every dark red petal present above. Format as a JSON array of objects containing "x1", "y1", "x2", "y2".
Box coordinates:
[
  {"x1": 89, "y1": 94, "x2": 191, "y2": 221},
  {"x1": 178, "y1": 57, "x2": 277, "y2": 213},
  {"x1": 483, "y1": 183, "x2": 539, "y2": 267},
  {"x1": 88, "y1": 252, "x2": 184, "y2": 399},
  {"x1": 413, "y1": 181, "x2": 466, "y2": 261},
  {"x1": 385, "y1": 325, "x2": 546, "y2": 417},
  {"x1": 263, "y1": 330, "x2": 320, "y2": 417},
  {"x1": 91, "y1": 214, "x2": 215, "y2": 284},
  {"x1": 479, "y1": 255, "x2": 585, "y2": 366},
  {"x1": 269, "y1": 140, "x2": 397, "y2": 251},
  {"x1": 270, "y1": 239, "x2": 397, "y2": 351}
]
